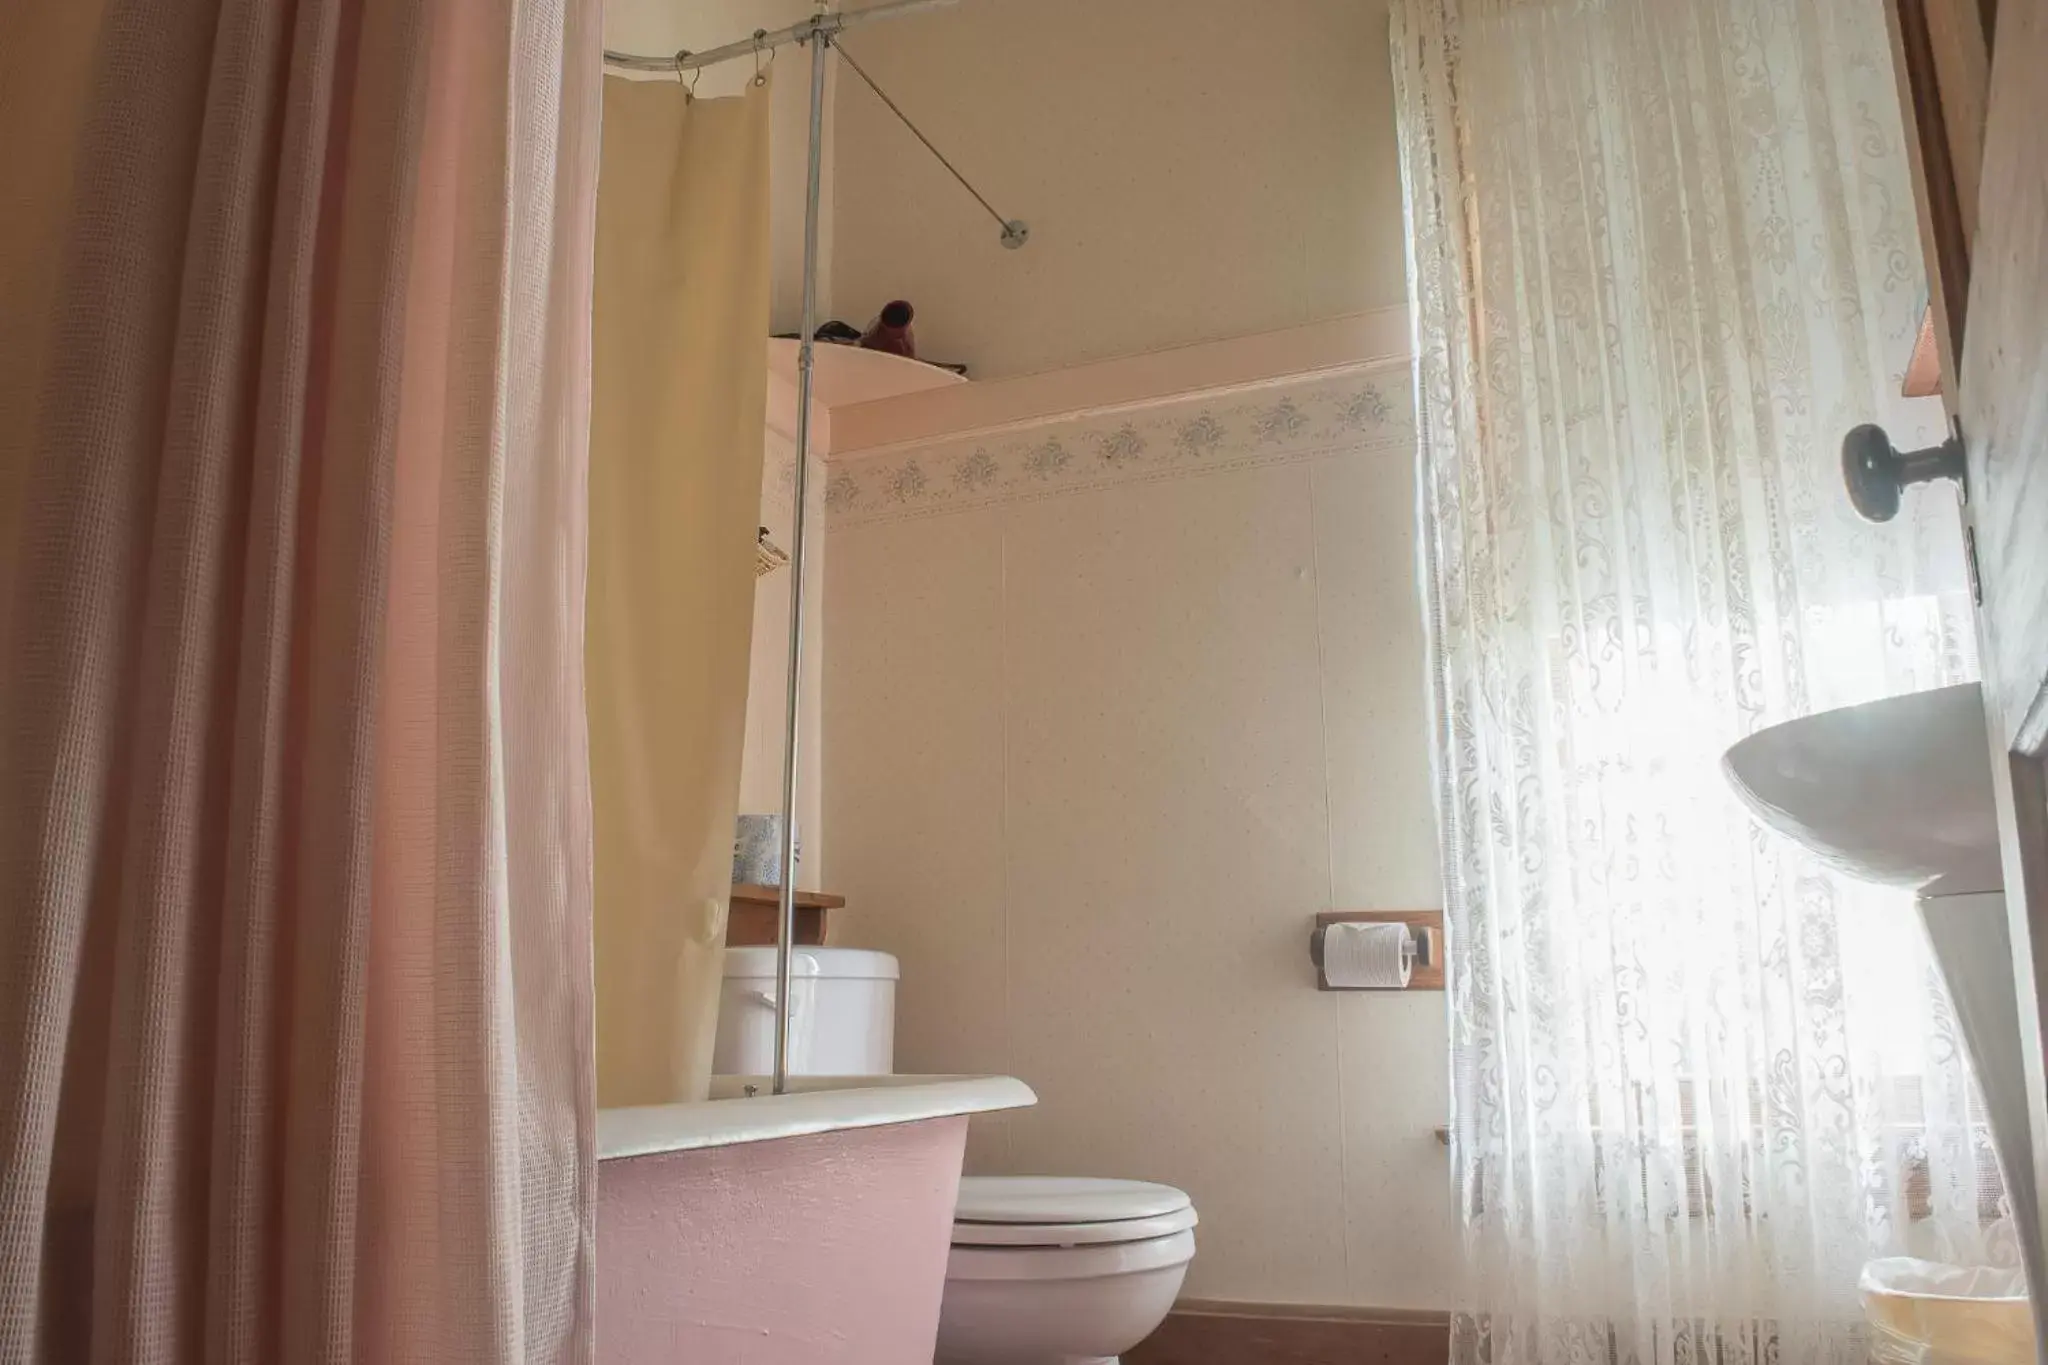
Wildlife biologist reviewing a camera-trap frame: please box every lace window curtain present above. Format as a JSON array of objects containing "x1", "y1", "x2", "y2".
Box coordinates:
[{"x1": 1391, "y1": 1, "x2": 1997, "y2": 1362}]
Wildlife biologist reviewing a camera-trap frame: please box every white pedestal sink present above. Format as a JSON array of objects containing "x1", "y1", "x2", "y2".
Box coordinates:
[
  {"x1": 1723, "y1": 683, "x2": 2001, "y2": 897},
  {"x1": 1724, "y1": 683, "x2": 2040, "y2": 1317}
]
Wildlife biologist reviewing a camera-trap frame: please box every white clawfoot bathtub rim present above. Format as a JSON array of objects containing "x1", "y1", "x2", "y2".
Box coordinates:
[{"x1": 597, "y1": 1074, "x2": 1037, "y2": 1160}]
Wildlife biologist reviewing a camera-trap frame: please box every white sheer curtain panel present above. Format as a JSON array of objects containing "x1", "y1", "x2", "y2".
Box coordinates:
[{"x1": 1391, "y1": 1, "x2": 1996, "y2": 1363}]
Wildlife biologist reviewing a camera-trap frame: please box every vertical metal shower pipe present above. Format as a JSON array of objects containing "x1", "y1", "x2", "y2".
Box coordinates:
[{"x1": 772, "y1": 23, "x2": 830, "y2": 1096}]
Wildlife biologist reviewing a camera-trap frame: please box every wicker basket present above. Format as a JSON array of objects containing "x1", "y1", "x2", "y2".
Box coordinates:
[{"x1": 755, "y1": 527, "x2": 790, "y2": 578}]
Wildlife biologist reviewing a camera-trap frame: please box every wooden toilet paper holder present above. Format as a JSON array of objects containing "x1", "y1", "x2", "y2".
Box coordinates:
[{"x1": 1309, "y1": 910, "x2": 1444, "y2": 991}]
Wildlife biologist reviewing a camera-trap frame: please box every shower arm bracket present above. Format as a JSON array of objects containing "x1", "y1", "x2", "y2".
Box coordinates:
[{"x1": 605, "y1": 0, "x2": 1030, "y2": 252}]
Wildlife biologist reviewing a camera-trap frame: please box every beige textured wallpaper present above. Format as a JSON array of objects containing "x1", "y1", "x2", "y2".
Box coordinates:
[{"x1": 822, "y1": 365, "x2": 1458, "y2": 1308}]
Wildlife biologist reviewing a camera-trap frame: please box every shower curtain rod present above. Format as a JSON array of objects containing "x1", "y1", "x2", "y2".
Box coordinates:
[
  {"x1": 602, "y1": 0, "x2": 959, "y2": 76},
  {"x1": 768, "y1": 25, "x2": 830, "y2": 1098}
]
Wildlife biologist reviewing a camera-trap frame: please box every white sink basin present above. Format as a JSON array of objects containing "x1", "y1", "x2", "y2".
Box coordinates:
[
  {"x1": 1724, "y1": 684, "x2": 2042, "y2": 1323},
  {"x1": 1721, "y1": 683, "x2": 1999, "y2": 897}
]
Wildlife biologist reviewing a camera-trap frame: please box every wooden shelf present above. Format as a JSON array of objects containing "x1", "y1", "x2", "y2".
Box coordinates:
[
  {"x1": 766, "y1": 338, "x2": 966, "y2": 407},
  {"x1": 727, "y1": 884, "x2": 847, "y2": 948},
  {"x1": 731, "y1": 884, "x2": 847, "y2": 909}
]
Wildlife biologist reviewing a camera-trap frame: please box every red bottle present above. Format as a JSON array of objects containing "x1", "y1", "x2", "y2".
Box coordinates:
[{"x1": 859, "y1": 300, "x2": 916, "y2": 358}]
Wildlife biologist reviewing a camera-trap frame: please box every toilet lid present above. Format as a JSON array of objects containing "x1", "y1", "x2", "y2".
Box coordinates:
[{"x1": 951, "y1": 1176, "x2": 1197, "y2": 1247}]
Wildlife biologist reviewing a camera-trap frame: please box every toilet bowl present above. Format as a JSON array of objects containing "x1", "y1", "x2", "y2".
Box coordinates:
[{"x1": 935, "y1": 1176, "x2": 1197, "y2": 1365}]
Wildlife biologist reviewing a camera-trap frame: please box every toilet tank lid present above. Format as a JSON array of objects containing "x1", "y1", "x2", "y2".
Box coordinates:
[
  {"x1": 954, "y1": 1176, "x2": 1192, "y2": 1224},
  {"x1": 722, "y1": 946, "x2": 900, "y2": 981}
]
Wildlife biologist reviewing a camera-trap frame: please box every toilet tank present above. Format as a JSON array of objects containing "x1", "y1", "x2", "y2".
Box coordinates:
[{"x1": 714, "y1": 946, "x2": 899, "y2": 1076}]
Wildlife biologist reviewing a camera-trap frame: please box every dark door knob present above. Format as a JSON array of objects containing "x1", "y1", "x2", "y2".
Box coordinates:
[{"x1": 1842, "y1": 424, "x2": 1965, "y2": 522}]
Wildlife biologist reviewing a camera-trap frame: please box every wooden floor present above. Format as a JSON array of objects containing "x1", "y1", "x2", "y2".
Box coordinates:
[{"x1": 1126, "y1": 1302, "x2": 1452, "y2": 1365}]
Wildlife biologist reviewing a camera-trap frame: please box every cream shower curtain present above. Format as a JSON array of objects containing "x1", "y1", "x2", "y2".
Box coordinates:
[
  {"x1": 588, "y1": 81, "x2": 773, "y2": 1108},
  {"x1": 0, "y1": 0, "x2": 600, "y2": 1359}
]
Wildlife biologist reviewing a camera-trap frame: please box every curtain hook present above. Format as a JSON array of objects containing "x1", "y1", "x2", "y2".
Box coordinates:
[
  {"x1": 752, "y1": 30, "x2": 774, "y2": 87},
  {"x1": 673, "y1": 49, "x2": 700, "y2": 98}
]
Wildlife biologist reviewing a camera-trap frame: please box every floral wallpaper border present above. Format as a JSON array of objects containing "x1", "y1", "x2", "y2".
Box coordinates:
[{"x1": 803, "y1": 364, "x2": 1415, "y2": 529}]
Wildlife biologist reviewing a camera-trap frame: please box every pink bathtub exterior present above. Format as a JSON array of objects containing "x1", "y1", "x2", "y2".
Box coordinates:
[{"x1": 598, "y1": 1114, "x2": 969, "y2": 1363}]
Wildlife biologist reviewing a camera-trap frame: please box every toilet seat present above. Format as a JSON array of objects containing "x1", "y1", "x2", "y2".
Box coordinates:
[
  {"x1": 945, "y1": 1228, "x2": 1197, "y2": 1282},
  {"x1": 951, "y1": 1176, "x2": 1197, "y2": 1248},
  {"x1": 951, "y1": 1204, "x2": 1198, "y2": 1247}
]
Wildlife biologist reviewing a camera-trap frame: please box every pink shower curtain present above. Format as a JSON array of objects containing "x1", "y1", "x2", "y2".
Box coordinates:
[{"x1": 0, "y1": 0, "x2": 601, "y2": 1360}]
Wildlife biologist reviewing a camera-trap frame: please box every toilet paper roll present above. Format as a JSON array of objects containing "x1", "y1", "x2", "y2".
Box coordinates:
[{"x1": 1321, "y1": 921, "x2": 1413, "y2": 989}]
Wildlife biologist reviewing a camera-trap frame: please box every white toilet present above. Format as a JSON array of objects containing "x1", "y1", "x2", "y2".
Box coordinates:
[
  {"x1": 936, "y1": 1175, "x2": 1197, "y2": 1364},
  {"x1": 713, "y1": 947, "x2": 1197, "y2": 1362}
]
